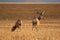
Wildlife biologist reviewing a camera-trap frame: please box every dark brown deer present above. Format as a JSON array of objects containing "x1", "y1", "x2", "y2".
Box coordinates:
[
  {"x1": 32, "y1": 10, "x2": 45, "y2": 31},
  {"x1": 32, "y1": 17, "x2": 39, "y2": 31},
  {"x1": 11, "y1": 19, "x2": 22, "y2": 32}
]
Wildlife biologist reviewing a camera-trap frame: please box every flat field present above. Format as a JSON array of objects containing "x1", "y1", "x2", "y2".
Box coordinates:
[
  {"x1": 0, "y1": 4, "x2": 60, "y2": 40},
  {"x1": 0, "y1": 20, "x2": 60, "y2": 40}
]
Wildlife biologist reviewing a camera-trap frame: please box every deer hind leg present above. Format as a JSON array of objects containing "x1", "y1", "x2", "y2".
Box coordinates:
[
  {"x1": 17, "y1": 25, "x2": 21, "y2": 30},
  {"x1": 32, "y1": 25, "x2": 37, "y2": 31},
  {"x1": 11, "y1": 26, "x2": 17, "y2": 32},
  {"x1": 32, "y1": 26, "x2": 34, "y2": 31},
  {"x1": 19, "y1": 26, "x2": 21, "y2": 30},
  {"x1": 36, "y1": 26, "x2": 37, "y2": 30},
  {"x1": 19, "y1": 24, "x2": 21, "y2": 30},
  {"x1": 36, "y1": 26, "x2": 39, "y2": 31}
]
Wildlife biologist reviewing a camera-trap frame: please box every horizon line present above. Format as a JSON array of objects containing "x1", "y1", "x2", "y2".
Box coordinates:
[{"x1": 0, "y1": 2, "x2": 60, "y2": 4}]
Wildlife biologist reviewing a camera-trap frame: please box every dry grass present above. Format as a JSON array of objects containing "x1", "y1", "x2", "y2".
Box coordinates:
[
  {"x1": 0, "y1": 20, "x2": 60, "y2": 40},
  {"x1": 0, "y1": 4, "x2": 60, "y2": 40}
]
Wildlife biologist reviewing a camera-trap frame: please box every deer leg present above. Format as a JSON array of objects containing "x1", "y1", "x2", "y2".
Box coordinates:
[
  {"x1": 32, "y1": 26, "x2": 34, "y2": 31},
  {"x1": 20, "y1": 26, "x2": 21, "y2": 30}
]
